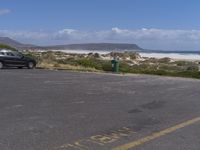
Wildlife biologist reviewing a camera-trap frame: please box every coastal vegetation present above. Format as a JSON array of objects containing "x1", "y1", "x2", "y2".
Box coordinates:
[
  {"x1": 1, "y1": 44, "x2": 200, "y2": 79},
  {"x1": 24, "y1": 50, "x2": 200, "y2": 79},
  {"x1": 0, "y1": 44, "x2": 17, "y2": 51}
]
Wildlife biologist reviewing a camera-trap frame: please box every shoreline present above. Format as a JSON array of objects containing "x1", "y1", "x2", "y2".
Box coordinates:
[
  {"x1": 46, "y1": 49, "x2": 200, "y2": 61},
  {"x1": 140, "y1": 52, "x2": 200, "y2": 61}
]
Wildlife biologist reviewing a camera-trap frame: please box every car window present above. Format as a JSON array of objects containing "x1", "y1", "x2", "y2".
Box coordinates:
[
  {"x1": 0, "y1": 52, "x2": 5, "y2": 55},
  {"x1": 14, "y1": 52, "x2": 23, "y2": 58},
  {"x1": 6, "y1": 52, "x2": 15, "y2": 56}
]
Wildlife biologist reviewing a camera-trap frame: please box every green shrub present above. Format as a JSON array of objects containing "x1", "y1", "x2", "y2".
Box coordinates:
[
  {"x1": 76, "y1": 58, "x2": 102, "y2": 70},
  {"x1": 176, "y1": 61, "x2": 187, "y2": 66},
  {"x1": 158, "y1": 57, "x2": 171, "y2": 63},
  {"x1": 129, "y1": 53, "x2": 139, "y2": 60},
  {"x1": 102, "y1": 61, "x2": 112, "y2": 71},
  {"x1": 186, "y1": 65, "x2": 199, "y2": 71},
  {"x1": 0, "y1": 44, "x2": 17, "y2": 51},
  {"x1": 56, "y1": 58, "x2": 78, "y2": 65},
  {"x1": 24, "y1": 53, "x2": 39, "y2": 61},
  {"x1": 41, "y1": 51, "x2": 56, "y2": 61},
  {"x1": 119, "y1": 62, "x2": 131, "y2": 72}
]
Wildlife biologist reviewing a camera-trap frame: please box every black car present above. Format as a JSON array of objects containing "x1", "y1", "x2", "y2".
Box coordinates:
[{"x1": 0, "y1": 49, "x2": 37, "y2": 69}]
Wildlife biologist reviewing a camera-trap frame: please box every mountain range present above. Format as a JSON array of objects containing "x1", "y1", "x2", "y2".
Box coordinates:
[
  {"x1": 0, "y1": 37, "x2": 143, "y2": 51},
  {"x1": 44, "y1": 43, "x2": 142, "y2": 51},
  {"x1": 0, "y1": 37, "x2": 35, "y2": 49}
]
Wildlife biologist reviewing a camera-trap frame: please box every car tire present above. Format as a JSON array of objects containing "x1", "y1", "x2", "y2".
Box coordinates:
[
  {"x1": 0, "y1": 62, "x2": 4, "y2": 69},
  {"x1": 27, "y1": 62, "x2": 35, "y2": 69}
]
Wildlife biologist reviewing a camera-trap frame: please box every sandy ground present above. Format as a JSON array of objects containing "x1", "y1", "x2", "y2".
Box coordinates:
[{"x1": 140, "y1": 52, "x2": 200, "y2": 61}]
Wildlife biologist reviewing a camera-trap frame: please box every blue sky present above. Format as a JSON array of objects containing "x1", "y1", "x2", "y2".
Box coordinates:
[{"x1": 1, "y1": 0, "x2": 200, "y2": 50}]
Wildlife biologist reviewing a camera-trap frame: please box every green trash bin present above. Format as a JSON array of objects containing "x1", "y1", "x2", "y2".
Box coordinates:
[{"x1": 111, "y1": 59, "x2": 119, "y2": 72}]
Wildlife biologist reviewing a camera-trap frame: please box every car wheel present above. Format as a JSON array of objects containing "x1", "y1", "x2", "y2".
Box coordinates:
[
  {"x1": 27, "y1": 62, "x2": 35, "y2": 69},
  {"x1": 0, "y1": 62, "x2": 4, "y2": 69}
]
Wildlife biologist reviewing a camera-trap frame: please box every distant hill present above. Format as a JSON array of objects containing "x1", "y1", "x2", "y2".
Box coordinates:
[
  {"x1": 0, "y1": 37, "x2": 23, "y2": 47},
  {"x1": 0, "y1": 37, "x2": 143, "y2": 51},
  {"x1": 0, "y1": 37, "x2": 36, "y2": 49},
  {"x1": 0, "y1": 44, "x2": 17, "y2": 51},
  {"x1": 44, "y1": 43, "x2": 143, "y2": 51}
]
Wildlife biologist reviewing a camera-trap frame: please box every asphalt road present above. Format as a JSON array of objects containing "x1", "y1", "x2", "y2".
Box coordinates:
[{"x1": 0, "y1": 69, "x2": 200, "y2": 150}]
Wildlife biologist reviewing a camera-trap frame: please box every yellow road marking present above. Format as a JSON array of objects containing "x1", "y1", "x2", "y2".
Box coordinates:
[
  {"x1": 53, "y1": 127, "x2": 135, "y2": 150},
  {"x1": 112, "y1": 116, "x2": 200, "y2": 150}
]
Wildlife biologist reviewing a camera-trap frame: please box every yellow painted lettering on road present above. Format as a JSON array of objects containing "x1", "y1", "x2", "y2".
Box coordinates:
[
  {"x1": 55, "y1": 127, "x2": 136, "y2": 150},
  {"x1": 60, "y1": 144, "x2": 84, "y2": 150},
  {"x1": 89, "y1": 127, "x2": 135, "y2": 144},
  {"x1": 90, "y1": 134, "x2": 117, "y2": 144},
  {"x1": 114, "y1": 127, "x2": 136, "y2": 136},
  {"x1": 113, "y1": 116, "x2": 200, "y2": 150},
  {"x1": 60, "y1": 139, "x2": 88, "y2": 150}
]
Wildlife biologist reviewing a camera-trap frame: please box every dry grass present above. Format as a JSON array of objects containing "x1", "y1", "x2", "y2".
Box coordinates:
[{"x1": 37, "y1": 62, "x2": 101, "y2": 72}]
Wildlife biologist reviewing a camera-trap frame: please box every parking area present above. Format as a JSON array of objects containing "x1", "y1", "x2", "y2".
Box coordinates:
[{"x1": 0, "y1": 69, "x2": 200, "y2": 150}]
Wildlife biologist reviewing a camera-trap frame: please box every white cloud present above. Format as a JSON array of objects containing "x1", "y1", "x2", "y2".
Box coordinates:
[
  {"x1": 58, "y1": 29, "x2": 77, "y2": 34},
  {"x1": 0, "y1": 9, "x2": 11, "y2": 16},
  {"x1": 1, "y1": 28, "x2": 200, "y2": 50}
]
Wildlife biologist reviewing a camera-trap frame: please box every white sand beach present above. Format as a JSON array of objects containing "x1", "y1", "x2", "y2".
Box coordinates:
[
  {"x1": 50, "y1": 49, "x2": 200, "y2": 61},
  {"x1": 140, "y1": 52, "x2": 200, "y2": 61},
  {"x1": 52, "y1": 49, "x2": 110, "y2": 54}
]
